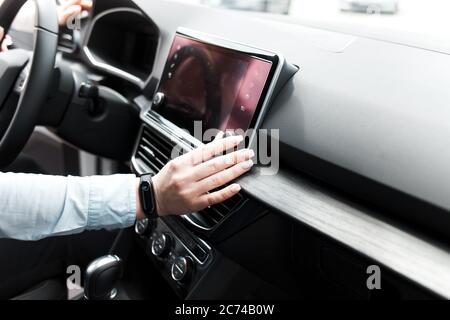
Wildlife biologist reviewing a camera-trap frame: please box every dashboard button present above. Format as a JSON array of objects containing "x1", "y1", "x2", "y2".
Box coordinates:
[
  {"x1": 79, "y1": 81, "x2": 98, "y2": 99},
  {"x1": 151, "y1": 233, "x2": 172, "y2": 257},
  {"x1": 153, "y1": 92, "x2": 165, "y2": 107},
  {"x1": 171, "y1": 256, "x2": 191, "y2": 282},
  {"x1": 135, "y1": 219, "x2": 149, "y2": 235}
]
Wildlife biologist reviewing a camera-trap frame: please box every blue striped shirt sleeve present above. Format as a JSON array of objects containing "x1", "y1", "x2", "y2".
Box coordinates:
[{"x1": 0, "y1": 173, "x2": 137, "y2": 241}]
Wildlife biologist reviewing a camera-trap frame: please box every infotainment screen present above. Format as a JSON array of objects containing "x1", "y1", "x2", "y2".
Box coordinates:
[{"x1": 152, "y1": 33, "x2": 277, "y2": 141}]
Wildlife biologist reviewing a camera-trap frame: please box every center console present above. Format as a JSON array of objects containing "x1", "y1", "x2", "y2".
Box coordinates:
[
  {"x1": 131, "y1": 28, "x2": 298, "y2": 297},
  {"x1": 135, "y1": 216, "x2": 213, "y2": 296}
]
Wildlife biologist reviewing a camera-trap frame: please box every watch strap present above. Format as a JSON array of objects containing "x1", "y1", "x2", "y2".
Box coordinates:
[{"x1": 139, "y1": 173, "x2": 158, "y2": 219}]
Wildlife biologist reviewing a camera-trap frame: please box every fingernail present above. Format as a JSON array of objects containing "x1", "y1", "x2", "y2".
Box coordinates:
[
  {"x1": 246, "y1": 149, "x2": 255, "y2": 158},
  {"x1": 241, "y1": 159, "x2": 254, "y2": 169},
  {"x1": 235, "y1": 135, "x2": 244, "y2": 142},
  {"x1": 231, "y1": 184, "x2": 241, "y2": 192}
]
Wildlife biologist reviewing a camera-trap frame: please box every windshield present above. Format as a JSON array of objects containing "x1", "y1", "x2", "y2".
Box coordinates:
[{"x1": 172, "y1": 0, "x2": 450, "y2": 52}]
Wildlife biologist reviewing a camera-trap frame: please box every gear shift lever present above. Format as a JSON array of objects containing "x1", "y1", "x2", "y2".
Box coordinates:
[{"x1": 84, "y1": 255, "x2": 123, "y2": 300}]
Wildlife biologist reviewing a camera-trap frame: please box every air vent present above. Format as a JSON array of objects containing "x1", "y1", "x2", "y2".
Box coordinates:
[
  {"x1": 135, "y1": 126, "x2": 246, "y2": 230},
  {"x1": 187, "y1": 191, "x2": 245, "y2": 230},
  {"x1": 135, "y1": 127, "x2": 174, "y2": 173}
]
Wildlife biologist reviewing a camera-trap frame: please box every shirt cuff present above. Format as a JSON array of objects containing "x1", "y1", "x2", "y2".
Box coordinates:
[{"x1": 86, "y1": 174, "x2": 137, "y2": 230}]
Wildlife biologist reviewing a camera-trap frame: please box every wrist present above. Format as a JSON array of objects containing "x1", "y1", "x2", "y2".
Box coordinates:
[{"x1": 152, "y1": 174, "x2": 165, "y2": 217}]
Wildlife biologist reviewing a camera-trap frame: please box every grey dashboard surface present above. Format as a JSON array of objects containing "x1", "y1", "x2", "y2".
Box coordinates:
[
  {"x1": 131, "y1": 0, "x2": 450, "y2": 296},
  {"x1": 239, "y1": 167, "x2": 450, "y2": 298}
]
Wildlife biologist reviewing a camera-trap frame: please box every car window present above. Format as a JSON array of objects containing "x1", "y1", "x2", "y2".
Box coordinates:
[{"x1": 169, "y1": 0, "x2": 449, "y2": 51}]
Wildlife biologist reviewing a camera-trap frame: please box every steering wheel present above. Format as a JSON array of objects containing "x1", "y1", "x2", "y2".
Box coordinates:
[{"x1": 0, "y1": 0, "x2": 58, "y2": 168}]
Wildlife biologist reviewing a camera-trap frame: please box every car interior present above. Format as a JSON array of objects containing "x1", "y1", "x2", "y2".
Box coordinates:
[{"x1": 0, "y1": 0, "x2": 449, "y2": 300}]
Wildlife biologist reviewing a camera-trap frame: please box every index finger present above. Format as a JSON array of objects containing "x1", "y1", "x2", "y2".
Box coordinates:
[
  {"x1": 60, "y1": 0, "x2": 92, "y2": 10},
  {"x1": 188, "y1": 135, "x2": 244, "y2": 165},
  {"x1": 1, "y1": 34, "x2": 10, "y2": 52}
]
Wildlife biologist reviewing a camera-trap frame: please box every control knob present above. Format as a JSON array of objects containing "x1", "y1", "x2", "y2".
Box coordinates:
[
  {"x1": 171, "y1": 256, "x2": 192, "y2": 282},
  {"x1": 135, "y1": 219, "x2": 149, "y2": 235},
  {"x1": 151, "y1": 233, "x2": 172, "y2": 257},
  {"x1": 152, "y1": 92, "x2": 165, "y2": 107}
]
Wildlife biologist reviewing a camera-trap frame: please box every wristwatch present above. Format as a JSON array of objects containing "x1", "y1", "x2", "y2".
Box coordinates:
[{"x1": 139, "y1": 173, "x2": 158, "y2": 219}]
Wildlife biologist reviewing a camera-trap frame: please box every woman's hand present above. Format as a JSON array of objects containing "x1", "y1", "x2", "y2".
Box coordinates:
[
  {"x1": 136, "y1": 134, "x2": 254, "y2": 219},
  {"x1": 0, "y1": 27, "x2": 12, "y2": 52},
  {"x1": 0, "y1": 0, "x2": 93, "y2": 52},
  {"x1": 57, "y1": 0, "x2": 92, "y2": 26}
]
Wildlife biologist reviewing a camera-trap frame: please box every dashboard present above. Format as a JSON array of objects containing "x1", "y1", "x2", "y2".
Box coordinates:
[
  {"x1": 83, "y1": 8, "x2": 158, "y2": 86},
  {"x1": 129, "y1": 29, "x2": 297, "y2": 297},
  {"x1": 31, "y1": 0, "x2": 450, "y2": 299}
]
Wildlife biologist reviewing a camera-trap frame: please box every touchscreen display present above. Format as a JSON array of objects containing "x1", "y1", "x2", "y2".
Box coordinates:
[{"x1": 153, "y1": 34, "x2": 274, "y2": 140}]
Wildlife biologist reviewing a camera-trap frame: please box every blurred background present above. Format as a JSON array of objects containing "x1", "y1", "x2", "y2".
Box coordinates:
[
  {"x1": 173, "y1": 0, "x2": 450, "y2": 51},
  {"x1": 2, "y1": 0, "x2": 449, "y2": 54},
  {"x1": 176, "y1": 0, "x2": 447, "y2": 35}
]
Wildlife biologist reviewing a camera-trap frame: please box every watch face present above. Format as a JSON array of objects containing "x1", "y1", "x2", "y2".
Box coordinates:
[
  {"x1": 140, "y1": 178, "x2": 155, "y2": 216},
  {"x1": 142, "y1": 182, "x2": 150, "y2": 192}
]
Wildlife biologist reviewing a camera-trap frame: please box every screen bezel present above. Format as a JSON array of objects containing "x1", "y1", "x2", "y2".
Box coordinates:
[{"x1": 152, "y1": 29, "x2": 280, "y2": 144}]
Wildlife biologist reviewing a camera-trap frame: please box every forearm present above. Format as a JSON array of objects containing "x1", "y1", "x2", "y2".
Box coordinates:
[
  {"x1": 0, "y1": 173, "x2": 137, "y2": 241},
  {"x1": 0, "y1": 134, "x2": 252, "y2": 241}
]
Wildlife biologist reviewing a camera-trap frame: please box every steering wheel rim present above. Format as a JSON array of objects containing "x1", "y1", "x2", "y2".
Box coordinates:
[{"x1": 0, "y1": 0, "x2": 58, "y2": 168}]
